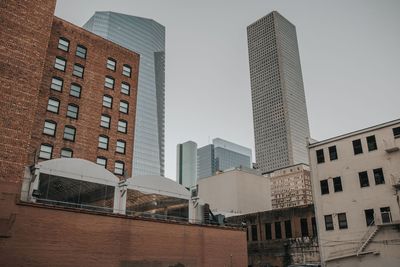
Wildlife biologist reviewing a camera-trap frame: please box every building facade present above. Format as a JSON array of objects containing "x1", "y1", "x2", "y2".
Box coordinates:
[
  {"x1": 84, "y1": 12, "x2": 165, "y2": 177},
  {"x1": 264, "y1": 163, "x2": 313, "y2": 209},
  {"x1": 29, "y1": 17, "x2": 139, "y2": 178},
  {"x1": 227, "y1": 205, "x2": 320, "y2": 267},
  {"x1": 176, "y1": 141, "x2": 198, "y2": 188},
  {"x1": 308, "y1": 119, "x2": 400, "y2": 267},
  {"x1": 197, "y1": 138, "x2": 252, "y2": 179},
  {"x1": 248, "y1": 11, "x2": 310, "y2": 174}
]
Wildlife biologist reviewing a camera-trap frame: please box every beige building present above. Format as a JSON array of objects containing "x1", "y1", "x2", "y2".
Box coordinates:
[
  {"x1": 197, "y1": 167, "x2": 271, "y2": 216},
  {"x1": 308, "y1": 119, "x2": 400, "y2": 267},
  {"x1": 264, "y1": 163, "x2": 313, "y2": 209}
]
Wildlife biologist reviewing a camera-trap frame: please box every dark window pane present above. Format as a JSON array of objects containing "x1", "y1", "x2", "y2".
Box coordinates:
[
  {"x1": 284, "y1": 220, "x2": 292, "y2": 238},
  {"x1": 312, "y1": 217, "x2": 317, "y2": 237},
  {"x1": 251, "y1": 225, "x2": 258, "y2": 241},
  {"x1": 373, "y1": 168, "x2": 385, "y2": 185},
  {"x1": 393, "y1": 127, "x2": 400, "y2": 138},
  {"x1": 301, "y1": 218, "x2": 309, "y2": 237},
  {"x1": 324, "y1": 215, "x2": 334, "y2": 231},
  {"x1": 364, "y1": 209, "x2": 374, "y2": 226},
  {"x1": 265, "y1": 223, "x2": 272, "y2": 240},
  {"x1": 338, "y1": 213, "x2": 348, "y2": 229},
  {"x1": 380, "y1": 207, "x2": 391, "y2": 223},
  {"x1": 358, "y1": 171, "x2": 370, "y2": 187},
  {"x1": 366, "y1": 135, "x2": 377, "y2": 151},
  {"x1": 275, "y1": 222, "x2": 282, "y2": 239},
  {"x1": 333, "y1": 177, "x2": 343, "y2": 192},
  {"x1": 328, "y1": 146, "x2": 338, "y2": 160},
  {"x1": 320, "y1": 180, "x2": 329, "y2": 195},
  {"x1": 316, "y1": 149, "x2": 325, "y2": 163},
  {"x1": 352, "y1": 139, "x2": 363, "y2": 155}
]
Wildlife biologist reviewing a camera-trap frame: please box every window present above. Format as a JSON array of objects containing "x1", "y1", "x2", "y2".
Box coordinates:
[
  {"x1": 66, "y1": 104, "x2": 79, "y2": 119},
  {"x1": 43, "y1": 120, "x2": 56, "y2": 136},
  {"x1": 58, "y1": 37, "x2": 69, "y2": 51},
  {"x1": 63, "y1": 126, "x2": 76, "y2": 141},
  {"x1": 60, "y1": 148, "x2": 73, "y2": 158},
  {"x1": 114, "y1": 161, "x2": 124, "y2": 175},
  {"x1": 366, "y1": 135, "x2": 377, "y2": 151},
  {"x1": 393, "y1": 127, "x2": 400, "y2": 139},
  {"x1": 96, "y1": 157, "x2": 107, "y2": 168},
  {"x1": 39, "y1": 144, "x2": 53, "y2": 160},
  {"x1": 274, "y1": 222, "x2": 282, "y2": 239},
  {"x1": 380, "y1": 207, "x2": 392, "y2": 224},
  {"x1": 76, "y1": 45, "x2": 87, "y2": 59},
  {"x1": 250, "y1": 225, "x2": 258, "y2": 241},
  {"x1": 100, "y1": 115, "x2": 111, "y2": 129},
  {"x1": 358, "y1": 171, "x2": 370, "y2": 187},
  {"x1": 338, "y1": 213, "x2": 348, "y2": 229},
  {"x1": 103, "y1": 95, "x2": 113, "y2": 108},
  {"x1": 50, "y1": 77, "x2": 63, "y2": 91},
  {"x1": 365, "y1": 209, "x2": 374, "y2": 226},
  {"x1": 352, "y1": 139, "x2": 363, "y2": 155},
  {"x1": 320, "y1": 180, "x2": 329, "y2": 195},
  {"x1": 121, "y1": 82, "x2": 130, "y2": 95},
  {"x1": 284, "y1": 220, "x2": 292, "y2": 238},
  {"x1": 105, "y1": 76, "x2": 115, "y2": 89},
  {"x1": 265, "y1": 223, "x2": 272, "y2": 240},
  {"x1": 312, "y1": 217, "x2": 317, "y2": 237},
  {"x1": 324, "y1": 215, "x2": 334, "y2": 231},
  {"x1": 122, "y1": 64, "x2": 131, "y2": 77},
  {"x1": 373, "y1": 168, "x2": 385, "y2": 185},
  {"x1": 107, "y1": 58, "x2": 116, "y2": 71},
  {"x1": 301, "y1": 218, "x2": 309, "y2": 237},
  {"x1": 54, "y1": 57, "x2": 66, "y2": 71},
  {"x1": 70, "y1": 83, "x2": 82, "y2": 98},
  {"x1": 47, "y1": 98, "x2": 60, "y2": 113},
  {"x1": 98, "y1": 135, "x2": 109, "y2": 150},
  {"x1": 316, "y1": 149, "x2": 325, "y2": 164},
  {"x1": 328, "y1": 146, "x2": 338, "y2": 161},
  {"x1": 116, "y1": 140, "x2": 126, "y2": 154},
  {"x1": 333, "y1": 177, "x2": 343, "y2": 192},
  {"x1": 118, "y1": 120, "x2": 127, "y2": 133},
  {"x1": 72, "y1": 64, "x2": 84, "y2": 78},
  {"x1": 119, "y1": 101, "x2": 129, "y2": 114}
]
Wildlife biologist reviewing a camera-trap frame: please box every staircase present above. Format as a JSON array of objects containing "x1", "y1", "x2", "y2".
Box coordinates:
[{"x1": 356, "y1": 224, "x2": 380, "y2": 256}]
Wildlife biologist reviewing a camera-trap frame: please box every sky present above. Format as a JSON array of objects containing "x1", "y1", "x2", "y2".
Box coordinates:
[{"x1": 55, "y1": 0, "x2": 400, "y2": 180}]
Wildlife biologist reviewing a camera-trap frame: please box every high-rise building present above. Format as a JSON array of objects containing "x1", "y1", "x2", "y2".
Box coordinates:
[
  {"x1": 197, "y1": 138, "x2": 252, "y2": 179},
  {"x1": 176, "y1": 141, "x2": 197, "y2": 188},
  {"x1": 248, "y1": 11, "x2": 310, "y2": 174},
  {"x1": 84, "y1": 12, "x2": 165, "y2": 176}
]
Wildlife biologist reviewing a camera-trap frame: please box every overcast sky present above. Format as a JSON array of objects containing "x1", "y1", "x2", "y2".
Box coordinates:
[{"x1": 55, "y1": 0, "x2": 400, "y2": 179}]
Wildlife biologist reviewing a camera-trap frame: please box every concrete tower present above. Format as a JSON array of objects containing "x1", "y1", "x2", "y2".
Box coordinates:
[{"x1": 248, "y1": 11, "x2": 310, "y2": 173}]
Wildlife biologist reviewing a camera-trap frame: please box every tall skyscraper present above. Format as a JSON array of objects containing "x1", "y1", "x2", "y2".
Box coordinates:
[
  {"x1": 248, "y1": 11, "x2": 310, "y2": 174},
  {"x1": 197, "y1": 138, "x2": 252, "y2": 179},
  {"x1": 176, "y1": 141, "x2": 197, "y2": 188},
  {"x1": 84, "y1": 12, "x2": 165, "y2": 176}
]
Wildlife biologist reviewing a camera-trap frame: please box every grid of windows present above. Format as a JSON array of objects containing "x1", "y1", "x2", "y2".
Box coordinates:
[
  {"x1": 39, "y1": 144, "x2": 53, "y2": 160},
  {"x1": 76, "y1": 45, "x2": 87, "y2": 59},
  {"x1": 121, "y1": 82, "x2": 130, "y2": 95},
  {"x1": 118, "y1": 120, "x2": 127, "y2": 133},
  {"x1": 66, "y1": 104, "x2": 79, "y2": 119},
  {"x1": 103, "y1": 95, "x2": 113, "y2": 108},
  {"x1": 122, "y1": 64, "x2": 131, "y2": 77},
  {"x1": 54, "y1": 57, "x2": 66, "y2": 71},
  {"x1": 58, "y1": 38, "x2": 69, "y2": 51},
  {"x1": 105, "y1": 76, "x2": 115, "y2": 89},
  {"x1": 72, "y1": 64, "x2": 84, "y2": 78},
  {"x1": 100, "y1": 115, "x2": 111, "y2": 128},
  {"x1": 107, "y1": 58, "x2": 116, "y2": 71},
  {"x1": 98, "y1": 135, "x2": 109, "y2": 150},
  {"x1": 43, "y1": 120, "x2": 56, "y2": 136},
  {"x1": 114, "y1": 161, "x2": 124, "y2": 175},
  {"x1": 70, "y1": 83, "x2": 82, "y2": 98},
  {"x1": 50, "y1": 77, "x2": 63, "y2": 91},
  {"x1": 63, "y1": 126, "x2": 76, "y2": 141},
  {"x1": 119, "y1": 101, "x2": 129, "y2": 114},
  {"x1": 60, "y1": 148, "x2": 73, "y2": 158},
  {"x1": 96, "y1": 157, "x2": 107, "y2": 168},
  {"x1": 116, "y1": 140, "x2": 126, "y2": 154},
  {"x1": 47, "y1": 98, "x2": 60, "y2": 113}
]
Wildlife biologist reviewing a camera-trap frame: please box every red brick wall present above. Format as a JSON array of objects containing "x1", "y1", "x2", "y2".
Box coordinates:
[
  {"x1": 30, "y1": 17, "x2": 139, "y2": 178},
  {"x1": 0, "y1": 203, "x2": 248, "y2": 267},
  {"x1": 0, "y1": 0, "x2": 56, "y2": 194}
]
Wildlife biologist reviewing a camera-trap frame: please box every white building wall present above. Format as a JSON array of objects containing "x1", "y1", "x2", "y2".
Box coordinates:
[{"x1": 308, "y1": 119, "x2": 400, "y2": 266}]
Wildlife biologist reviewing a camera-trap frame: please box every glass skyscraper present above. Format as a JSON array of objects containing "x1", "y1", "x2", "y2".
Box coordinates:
[
  {"x1": 84, "y1": 12, "x2": 165, "y2": 176},
  {"x1": 248, "y1": 11, "x2": 310, "y2": 174}
]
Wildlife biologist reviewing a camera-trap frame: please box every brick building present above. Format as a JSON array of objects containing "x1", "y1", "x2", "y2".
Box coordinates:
[
  {"x1": 0, "y1": 1, "x2": 248, "y2": 266},
  {"x1": 227, "y1": 205, "x2": 320, "y2": 267}
]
